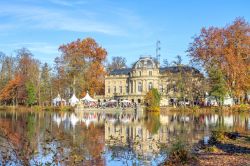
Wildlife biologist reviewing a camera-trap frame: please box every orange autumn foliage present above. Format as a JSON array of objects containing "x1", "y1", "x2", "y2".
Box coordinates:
[
  {"x1": 58, "y1": 38, "x2": 107, "y2": 96},
  {"x1": 0, "y1": 75, "x2": 23, "y2": 101},
  {"x1": 188, "y1": 18, "x2": 250, "y2": 98}
]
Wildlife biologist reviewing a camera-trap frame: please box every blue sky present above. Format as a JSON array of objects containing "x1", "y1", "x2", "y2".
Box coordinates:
[{"x1": 0, "y1": 0, "x2": 250, "y2": 66}]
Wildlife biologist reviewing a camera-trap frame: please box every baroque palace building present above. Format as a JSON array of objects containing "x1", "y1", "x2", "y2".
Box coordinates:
[{"x1": 104, "y1": 56, "x2": 203, "y2": 105}]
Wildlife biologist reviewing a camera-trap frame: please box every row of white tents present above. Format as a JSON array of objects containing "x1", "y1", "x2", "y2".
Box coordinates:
[{"x1": 52, "y1": 92, "x2": 97, "y2": 106}]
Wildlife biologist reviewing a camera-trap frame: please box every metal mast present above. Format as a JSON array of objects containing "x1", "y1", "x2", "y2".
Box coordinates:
[{"x1": 156, "y1": 40, "x2": 161, "y2": 65}]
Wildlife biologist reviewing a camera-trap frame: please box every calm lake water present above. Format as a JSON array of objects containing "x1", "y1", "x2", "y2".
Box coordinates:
[{"x1": 0, "y1": 109, "x2": 249, "y2": 166}]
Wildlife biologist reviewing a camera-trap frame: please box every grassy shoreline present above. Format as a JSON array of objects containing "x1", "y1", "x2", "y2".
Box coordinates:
[
  {"x1": 0, "y1": 105, "x2": 74, "y2": 112},
  {"x1": 160, "y1": 104, "x2": 250, "y2": 113},
  {"x1": 0, "y1": 104, "x2": 249, "y2": 113}
]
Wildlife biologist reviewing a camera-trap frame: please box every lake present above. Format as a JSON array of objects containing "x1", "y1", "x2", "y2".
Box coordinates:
[{"x1": 0, "y1": 109, "x2": 249, "y2": 166}]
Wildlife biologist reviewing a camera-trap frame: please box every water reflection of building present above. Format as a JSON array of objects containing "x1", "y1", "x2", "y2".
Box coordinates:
[
  {"x1": 49, "y1": 111, "x2": 250, "y2": 164},
  {"x1": 104, "y1": 114, "x2": 209, "y2": 161}
]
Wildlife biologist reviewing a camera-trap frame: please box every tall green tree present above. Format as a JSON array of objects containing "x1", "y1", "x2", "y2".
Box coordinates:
[
  {"x1": 26, "y1": 82, "x2": 36, "y2": 106},
  {"x1": 208, "y1": 66, "x2": 227, "y2": 105}
]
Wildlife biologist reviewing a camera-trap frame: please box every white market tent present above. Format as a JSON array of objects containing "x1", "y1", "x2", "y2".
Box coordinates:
[
  {"x1": 69, "y1": 93, "x2": 79, "y2": 106},
  {"x1": 52, "y1": 94, "x2": 66, "y2": 106},
  {"x1": 121, "y1": 100, "x2": 131, "y2": 103},
  {"x1": 80, "y1": 92, "x2": 97, "y2": 102},
  {"x1": 109, "y1": 99, "x2": 118, "y2": 103}
]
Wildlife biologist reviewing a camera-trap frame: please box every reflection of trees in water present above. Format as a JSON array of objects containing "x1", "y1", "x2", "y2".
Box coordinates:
[
  {"x1": 144, "y1": 112, "x2": 161, "y2": 134},
  {"x1": 0, "y1": 113, "x2": 44, "y2": 165},
  {"x1": 0, "y1": 111, "x2": 249, "y2": 165},
  {"x1": 0, "y1": 112, "x2": 106, "y2": 165}
]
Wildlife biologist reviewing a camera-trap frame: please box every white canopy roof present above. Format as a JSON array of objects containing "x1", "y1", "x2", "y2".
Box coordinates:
[
  {"x1": 121, "y1": 100, "x2": 131, "y2": 103},
  {"x1": 52, "y1": 94, "x2": 66, "y2": 104},
  {"x1": 109, "y1": 99, "x2": 117, "y2": 103},
  {"x1": 69, "y1": 93, "x2": 79, "y2": 106},
  {"x1": 80, "y1": 92, "x2": 97, "y2": 102}
]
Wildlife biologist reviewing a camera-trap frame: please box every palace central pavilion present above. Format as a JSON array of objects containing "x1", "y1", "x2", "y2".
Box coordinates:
[{"x1": 104, "y1": 56, "x2": 203, "y2": 105}]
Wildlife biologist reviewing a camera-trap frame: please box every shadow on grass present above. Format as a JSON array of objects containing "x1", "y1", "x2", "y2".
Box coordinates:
[
  {"x1": 215, "y1": 143, "x2": 250, "y2": 154},
  {"x1": 213, "y1": 135, "x2": 250, "y2": 154}
]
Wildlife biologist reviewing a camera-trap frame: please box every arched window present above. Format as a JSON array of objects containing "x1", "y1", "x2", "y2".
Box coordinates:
[
  {"x1": 114, "y1": 86, "x2": 116, "y2": 93},
  {"x1": 138, "y1": 82, "x2": 142, "y2": 92}
]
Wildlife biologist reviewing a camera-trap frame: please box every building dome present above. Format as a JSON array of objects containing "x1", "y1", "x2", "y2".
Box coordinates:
[{"x1": 133, "y1": 57, "x2": 158, "y2": 69}]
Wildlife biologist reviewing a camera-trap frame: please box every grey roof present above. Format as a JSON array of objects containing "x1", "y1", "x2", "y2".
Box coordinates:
[
  {"x1": 109, "y1": 66, "x2": 201, "y2": 75},
  {"x1": 109, "y1": 68, "x2": 132, "y2": 75},
  {"x1": 159, "y1": 66, "x2": 200, "y2": 74}
]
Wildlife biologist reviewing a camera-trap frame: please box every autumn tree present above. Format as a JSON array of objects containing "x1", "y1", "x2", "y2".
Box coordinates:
[
  {"x1": 0, "y1": 75, "x2": 22, "y2": 105},
  {"x1": 58, "y1": 38, "x2": 107, "y2": 96},
  {"x1": 15, "y1": 48, "x2": 40, "y2": 105},
  {"x1": 52, "y1": 56, "x2": 68, "y2": 99},
  {"x1": 188, "y1": 18, "x2": 250, "y2": 103},
  {"x1": 106, "y1": 56, "x2": 127, "y2": 73},
  {"x1": 0, "y1": 53, "x2": 16, "y2": 91}
]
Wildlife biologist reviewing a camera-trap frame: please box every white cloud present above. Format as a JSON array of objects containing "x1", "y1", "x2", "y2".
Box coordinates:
[
  {"x1": 0, "y1": 3, "x2": 126, "y2": 35},
  {"x1": 0, "y1": 42, "x2": 59, "y2": 55}
]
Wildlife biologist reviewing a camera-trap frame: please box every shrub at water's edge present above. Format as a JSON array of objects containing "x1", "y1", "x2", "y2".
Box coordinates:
[
  {"x1": 144, "y1": 88, "x2": 161, "y2": 112},
  {"x1": 162, "y1": 139, "x2": 196, "y2": 165}
]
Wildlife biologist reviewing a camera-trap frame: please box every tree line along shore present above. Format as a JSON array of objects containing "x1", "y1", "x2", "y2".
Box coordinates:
[{"x1": 0, "y1": 17, "x2": 249, "y2": 109}]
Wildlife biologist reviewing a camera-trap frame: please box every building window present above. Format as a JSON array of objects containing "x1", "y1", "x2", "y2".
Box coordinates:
[
  {"x1": 120, "y1": 86, "x2": 122, "y2": 93},
  {"x1": 167, "y1": 84, "x2": 171, "y2": 93},
  {"x1": 149, "y1": 71, "x2": 152, "y2": 76},
  {"x1": 139, "y1": 71, "x2": 141, "y2": 76},
  {"x1": 159, "y1": 85, "x2": 163, "y2": 92},
  {"x1": 126, "y1": 86, "x2": 129, "y2": 93},
  {"x1": 114, "y1": 86, "x2": 116, "y2": 93},
  {"x1": 148, "y1": 82, "x2": 152, "y2": 90},
  {"x1": 138, "y1": 82, "x2": 142, "y2": 92},
  {"x1": 108, "y1": 86, "x2": 110, "y2": 93},
  {"x1": 173, "y1": 85, "x2": 177, "y2": 92},
  {"x1": 131, "y1": 81, "x2": 133, "y2": 93}
]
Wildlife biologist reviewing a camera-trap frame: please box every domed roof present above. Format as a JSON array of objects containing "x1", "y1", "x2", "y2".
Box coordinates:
[{"x1": 133, "y1": 57, "x2": 158, "y2": 69}]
